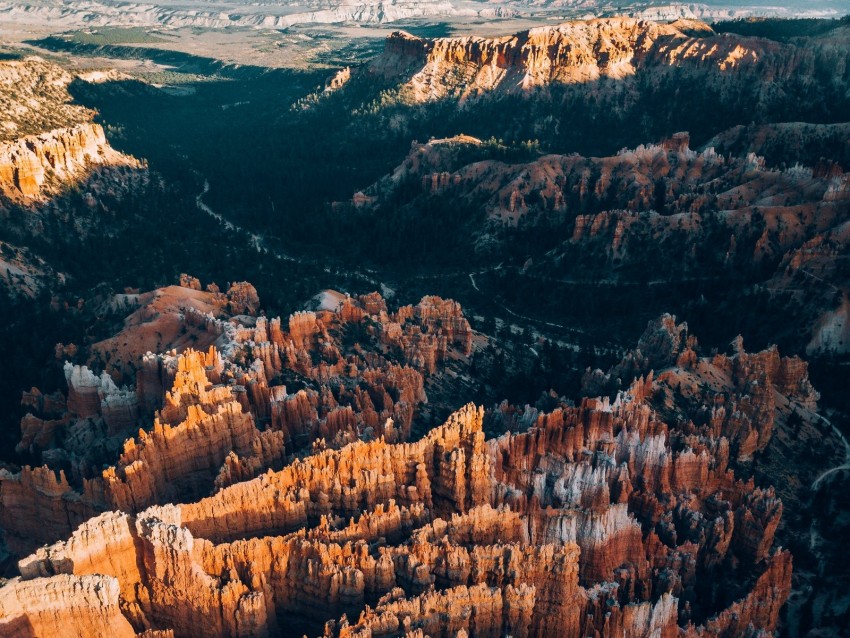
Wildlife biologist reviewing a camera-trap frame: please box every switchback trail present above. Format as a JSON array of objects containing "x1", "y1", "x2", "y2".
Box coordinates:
[{"x1": 812, "y1": 414, "x2": 850, "y2": 491}]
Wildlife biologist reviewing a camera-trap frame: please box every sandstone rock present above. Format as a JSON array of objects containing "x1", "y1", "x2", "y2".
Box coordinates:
[
  {"x1": 1, "y1": 288, "x2": 475, "y2": 558},
  {"x1": 0, "y1": 123, "x2": 141, "y2": 202},
  {"x1": 0, "y1": 295, "x2": 798, "y2": 638},
  {"x1": 178, "y1": 274, "x2": 202, "y2": 290},
  {"x1": 374, "y1": 18, "x2": 780, "y2": 102},
  {"x1": 8, "y1": 386, "x2": 792, "y2": 637},
  {"x1": 0, "y1": 465, "x2": 94, "y2": 555},
  {"x1": 0, "y1": 574, "x2": 136, "y2": 638},
  {"x1": 226, "y1": 282, "x2": 260, "y2": 315}
]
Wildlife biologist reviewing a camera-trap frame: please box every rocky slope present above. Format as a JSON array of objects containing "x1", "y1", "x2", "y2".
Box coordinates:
[
  {"x1": 0, "y1": 56, "x2": 93, "y2": 141},
  {"x1": 374, "y1": 18, "x2": 678, "y2": 99},
  {"x1": 341, "y1": 131, "x2": 850, "y2": 355},
  {"x1": 0, "y1": 241, "x2": 51, "y2": 297},
  {"x1": 0, "y1": 302, "x2": 816, "y2": 636},
  {"x1": 0, "y1": 0, "x2": 503, "y2": 31}
]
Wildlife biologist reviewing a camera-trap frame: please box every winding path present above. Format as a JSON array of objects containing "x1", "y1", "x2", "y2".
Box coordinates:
[
  {"x1": 196, "y1": 179, "x2": 296, "y2": 260},
  {"x1": 470, "y1": 271, "x2": 577, "y2": 332},
  {"x1": 195, "y1": 178, "x2": 381, "y2": 287},
  {"x1": 808, "y1": 413, "x2": 850, "y2": 552},
  {"x1": 812, "y1": 413, "x2": 850, "y2": 491},
  {"x1": 197, "y1": 178, "x2": 620, "y2": 355}
]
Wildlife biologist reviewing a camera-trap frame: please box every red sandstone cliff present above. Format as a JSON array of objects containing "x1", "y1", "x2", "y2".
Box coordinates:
[
  {"x1": 0, "y1": 55, "x2": 143, "y2": 205},
  {"x1": 370, "y1": 18, "x2": 797, "y2": 102},
  {"x1": 0, "y1": 123, "x2": 141, "y2": 202},
  {"x1": 0, "y1": 574, "x2": 137, "y2": 638}
]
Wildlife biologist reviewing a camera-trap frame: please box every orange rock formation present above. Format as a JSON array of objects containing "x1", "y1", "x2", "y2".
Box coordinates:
[
  {"x1": 373, "y1": 18, "x2": 791, "y2": 102},
  {"x1": 0, "y1": 270, "x2": 805, "y2": 637},
  {"x1": 3, "y1": 352, "x2": 797, "y2": 637},
  {"x1": 0, "y1": 123, "x2": 141, "y2": 202},
  {"x1": 1, "y1": 288, "x2": 473, "y2": 555}
]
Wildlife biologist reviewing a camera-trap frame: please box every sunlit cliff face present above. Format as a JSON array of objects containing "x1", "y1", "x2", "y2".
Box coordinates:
[
  {"x1": 0, "y1": 123, "x2": 142, "y2": 202},
  {"x1": 374, "y1": 18, "x2": 774, "y2": 103},
  {"x1": 0, "y1": 57, "x2": 142, "y2": 204}
]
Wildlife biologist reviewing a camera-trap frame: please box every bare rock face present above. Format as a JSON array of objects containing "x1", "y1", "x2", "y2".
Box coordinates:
[
  {"x1": 0, "y1": 574, "x2": 136, "y2": 638},
  {"x1": 226, "y1": 281, "x2": 260, "y2": 315},
  {"x1": 324, "y1": 66, "x2": 351, "y2": 93},
  {"x1": 64, "y1": 362, "x2": 139, "y2": 432},
  {"x1": 0, "y1": 465, "x2": 95, "y2": 556},
  {"x1": 587, "y1": 316, "x2": 819, "y2": 463},
  {"x1": 327, "y1": 583, "x2": 539, "y2": 637},
  {"x1": 1, "y1": 287, "x2": 472, "y2": 555},
  {"x1": 0, "y1": 123, "x2": 141, "y2": 202},
  {"x1": 377, "y1": 18, "x2": 683, "y2": 99},
  {"x1": 94, "y1": 398, "x2": 261, "y2": 513},
  {"x1": 178, "y1": 274, "x2": 202, "y2": 290},
  {"x1": 632, "y1": 314, "x2": 691, "y2": 372},
  {"x1": 93, "y1": 284, "x2": 229, "y2": 384},
  {"x1": 372, "y1": 18, "x2": 801, "y2": 103}
]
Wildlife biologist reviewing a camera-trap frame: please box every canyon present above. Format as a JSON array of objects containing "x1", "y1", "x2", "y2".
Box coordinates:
[{"x1": 0, "y1": 9, "x2": 847, "y2": 638}]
